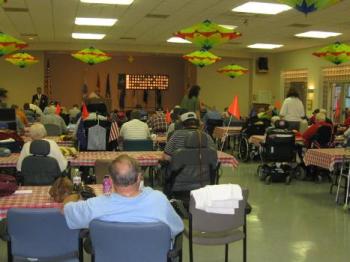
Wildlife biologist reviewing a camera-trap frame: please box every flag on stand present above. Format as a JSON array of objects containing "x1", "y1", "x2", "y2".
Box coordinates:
[
  {"x1": 109, "y1": 121, "x2": 120, "y2": 142},
  {"x1": 165, "y1": 109, "x2": 171, "y2": 124},
  {"x1": 55, "y1": 103, "x2": 61, "y2": 115},
  {"x1": 228, "y1": 95, "x2": 240, "y2": 119},
  {"x1": 44, "y1": 60, "x2": 52, "y2": 99},
  {"x1": 82, "y1": 103, "x2": 89, "y2": 120},
  {"x1": 105, "y1": 73, "x2": 111, "y2": 98}
]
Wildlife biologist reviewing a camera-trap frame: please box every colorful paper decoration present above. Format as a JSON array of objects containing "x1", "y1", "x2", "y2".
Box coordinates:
[
  {"x1": 313, "y1": 42, "x2": 350, "y2": 65},
  {"x1": 174, "y1": 20, "x2": 241, "y2": 50},
  {"x1": 0, "y1": 0, "x2": 7, "y2": 6},
  {"x1": 71, "y1": 47, "x2": 111, "y2": 65},
  {"x1": 0, "y1": 32, "x2": 27, "y2": 57},
  {"x1": 217, "y1": 64, "x2": 248, "y2": 78},
  {"x1": 5, "y1": 52, "x2": 38, "y2": 68},
  {"x1": 278, "y1": 0, "x2": 342, "y2": 15},
  {"x1": 183, "y1": 50, "x2": 221, "y2": 67}
]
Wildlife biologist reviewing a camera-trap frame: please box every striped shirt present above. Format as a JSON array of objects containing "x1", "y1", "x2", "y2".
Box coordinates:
[
  {"x1": 164, "y1": 129, "x2": 216, "y2": 156},
  {"x1": 120, "y1": 119, "x2": 150, "y2": 140}
]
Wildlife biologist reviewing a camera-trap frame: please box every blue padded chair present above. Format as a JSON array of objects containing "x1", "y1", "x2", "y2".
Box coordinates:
[
  {"x1": 123, "y1": 139, "x2": 154, "y2": 151},
  {"x1": 7, "y1": 208, "x2": 83, "y2": 262},
  {"x1": 89, "y1": 221, "x2": 171, "y2": 262}
]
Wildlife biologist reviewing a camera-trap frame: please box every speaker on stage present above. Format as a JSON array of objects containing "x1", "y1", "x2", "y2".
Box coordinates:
[{"x1": 257, "y1": 57, "x2": 268, "y2": 73}]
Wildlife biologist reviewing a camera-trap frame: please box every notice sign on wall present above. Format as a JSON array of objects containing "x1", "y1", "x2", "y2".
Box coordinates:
[{"x1": 125, "y1": 74, "x2": 169, "y2": 90}]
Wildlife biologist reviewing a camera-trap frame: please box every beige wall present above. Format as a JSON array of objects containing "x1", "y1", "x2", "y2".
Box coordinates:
[
  {"x1": 47, "y1": 53, "x2": 186, "y2": 110},
  {"x1": 0, "y1": 51, "x2": 44, "y2": 108}
]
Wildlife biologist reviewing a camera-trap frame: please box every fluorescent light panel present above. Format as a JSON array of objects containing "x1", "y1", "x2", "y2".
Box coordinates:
[
  {"x1": 295, "y1": 31, "x2": 342, "y2": 39},
  {"x1": 248, "y1": 43, "x2": 283, "y2": 49},
  {"x1": 80, "y1": 0, "x2": 133, "y2": 4},
  {"x1": 72, "y1": 33, "x2": 105, "y2": 39},
  {"x1": 167, "y1": 37, "x2": 191, "y2": 44},
  {"x1": 75, "y1": 17, "x2": 117, "y2": 26},
  {"x1": 220, "y1": 24, "x2": 237, "y2": 30},
  {"x1": 232, "y1": 1, "x2": 291, "y2": 15}
]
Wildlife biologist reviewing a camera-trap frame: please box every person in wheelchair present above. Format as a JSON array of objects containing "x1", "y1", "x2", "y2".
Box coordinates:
[
  {"x1": 303, "y1": 112, "x2": 333, "y2": 148},
  {"x1": 258, "y1": 120, "x2": 298, "y2": 184}
]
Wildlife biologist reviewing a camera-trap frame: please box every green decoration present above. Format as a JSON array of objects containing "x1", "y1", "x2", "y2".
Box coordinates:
[
  {"x1": 217, "y1": 64, "x2": 248, "y2": 78},
  {"x1": 0, "y1": 32, "x2": 27, "y2": 57},
  {"x1": 71, "y1": 47, "x2": 111, "y2": 65},
  {"x1": 174, "y1": 20, "x2": 241, "y2": 50},
  {"x1": 5, "y1": 52, "x2": 38, "y2": 68},
  {"x1": 313, "y1": 42, "x2": 350, "y2": 65},
  {"x1": 183, "y1": 50, "x2": 221, "y2": 68}
]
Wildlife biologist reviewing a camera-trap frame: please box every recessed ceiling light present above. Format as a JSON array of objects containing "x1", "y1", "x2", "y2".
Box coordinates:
[
  {"x1": 75, "y1": 17, "x2": 117, "y2": 26},
  {"x1": 248, "y1": 43, "x2": 283, "y2": 49},
  {"x1": 167, "y1": 37, "x2": 191, "y2": 44},
  {"x1": 72, "y1": 33, "x2": 106, "y2": 40},
  {"x1": 295, "y1": 31, "x2": 342, "y2": 39},
  {"x1": 80, "y1": 0, "x2": 133, "y2": 4},
  {"x1": 220, "y1": 24, "x2": 237, "y2": 30},
  {"x1": 232, "y1": 1, "x2": 291, "y2": 15}
]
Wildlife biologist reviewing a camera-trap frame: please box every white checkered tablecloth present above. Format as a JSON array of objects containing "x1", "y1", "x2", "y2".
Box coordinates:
[
  {"x1": 303, "y1": 148, "x2": 346, "y2": 171},
  {"x1": 213, "y1": 127, "x2": 242, "y2": 140},
  {"x1": 0, "y1": 185, "x2": 102, "y2": 219}
]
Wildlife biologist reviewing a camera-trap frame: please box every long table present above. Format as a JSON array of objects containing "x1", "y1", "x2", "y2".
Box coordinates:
[
  {"x1": 213, "y1": 126, "x2": 242, "y2": 140},
  {"x1": 22, "y1": 136, "x2": 74, "y2": 147},
  {"x1": 304, "y1": 148, "x2": 346, "y2": 171},
  {"x1": 0, "y1": 185, "x2": 102, "y2": 219},
  {"x1": 0, "y1": 151, "x2": 239, "y2": 169}
]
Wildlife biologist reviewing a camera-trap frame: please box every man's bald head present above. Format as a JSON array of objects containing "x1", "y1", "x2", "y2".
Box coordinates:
[{"x1": 109, "y1": 155, "x2": 141, "y2": 187}]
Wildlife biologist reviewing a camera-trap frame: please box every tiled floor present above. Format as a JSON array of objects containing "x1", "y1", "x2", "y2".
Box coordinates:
[{"x1": 1, "y1": 162, "x2": 349, "y2": 262}]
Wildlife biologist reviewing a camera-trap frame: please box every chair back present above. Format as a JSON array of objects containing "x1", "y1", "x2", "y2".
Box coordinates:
[
  {"x1": 167, "y1": 131, "x2": 218, "y2": 195},
  {"x1": 123, "y1": 139, "x2": 154, "y2": 151},
  {"x1": 311, "y1": 125, "x2": 333, "y2": 148},
  {"x1": 90, "y1": 220, "x2": 171, "y2": 262},
  {"x1": 44, "y1": 124, "x2": 61, "y2": 136},
  {"x1": 206, "y1": 119, "x2": 223, "y2": 138},
  {"x1": 94, "y1": 159, "x2": 113, "y2": 183},
  {"x1": 7, "y1": 208, "x2": 80, "y2": 260},
  {"x1": 21, "y1": 140, "x2": 61, "y2": 185},
  {"x1": 261, "y1": 128, "x2": 296, "y2": 162},
  {"x1": 84, "y1": 119, "x2": 111, "y2": 151},
  {"x1": 189, "y1": 189, "x2": 248, "y2": 233}
]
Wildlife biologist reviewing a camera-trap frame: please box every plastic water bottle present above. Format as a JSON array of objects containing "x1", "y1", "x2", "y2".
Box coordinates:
[
  {"x1": 103, "y1": 175, "x2": 112, "y2": 196},
  {"x1": 72, "y1": 169, "x2": 82, "y2": 192}
]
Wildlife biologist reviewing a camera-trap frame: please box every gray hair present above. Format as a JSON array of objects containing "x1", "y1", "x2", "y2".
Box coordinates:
[
  {"x1": 109, "y1": 155, "x2": 141, "y2": 186},
  {"x1": 29, "y1": 123, "x2": 47, "y2": 140}
]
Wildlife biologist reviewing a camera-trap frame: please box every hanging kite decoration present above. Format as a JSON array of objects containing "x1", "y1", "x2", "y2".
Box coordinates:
[
  {"x1": 217, "y1": 64, "x2": 248, "y2": 78},
  {"x1": 183, "y1": 49, "x2": 221, "y2": 67},
  {"x1": 278, "y1": 0, "x2": 342, "y2": 15},
  {"x1": 0, "y1": 0, "x2": 7, "y2": 6},
  {"x1": 5, "y1": 52, "x2": 38, "y2": 68},
  {"x1": 174, "y1": 20, "x2": 241, "y2": 50},
  {"x1": 313, "y1": 42, "x2": 350, "y2": 65},
  {"x1": 0, "y1": 32, "x2": 28, "y2": 57},
  {"x1": 71, "y1": 47, "x2": 111, "y2": 65}
]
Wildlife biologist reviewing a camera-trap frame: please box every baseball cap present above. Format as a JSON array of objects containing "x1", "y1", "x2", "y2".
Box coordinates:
[{"x1": 180, "y1": 112, "x2": 197, "y2": 122}]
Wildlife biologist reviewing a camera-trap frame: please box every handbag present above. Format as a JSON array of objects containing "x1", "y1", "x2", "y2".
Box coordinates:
[{"x1": 0, "y1": 174, "x2": 18, "y2": 197}]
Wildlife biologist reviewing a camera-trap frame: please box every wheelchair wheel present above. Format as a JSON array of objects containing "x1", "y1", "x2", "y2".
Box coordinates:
[
  {"x1": 295, "y1": 165, "x2": 306, "y2": 180},
  {"x1": 238, "y1": 136, "x2": 249, "y2": 161}
]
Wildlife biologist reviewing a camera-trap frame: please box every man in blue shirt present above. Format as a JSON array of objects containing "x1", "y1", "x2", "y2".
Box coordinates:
[{"x1": 64, "y1": 155, "x2": 184, "y2": 239}]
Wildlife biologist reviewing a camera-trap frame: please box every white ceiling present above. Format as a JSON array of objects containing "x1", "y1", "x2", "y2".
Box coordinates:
[{"x1": 0, "y1": 0, "x2": 350, "y2": 54}]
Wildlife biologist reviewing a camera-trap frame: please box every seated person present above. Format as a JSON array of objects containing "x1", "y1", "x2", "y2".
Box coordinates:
[
  {"x1": 257, "y1": 105, "x2": 274, "y2": 120},
  {"x1": 64, "y1": 155, "x2": 183, "y2": 239},
  {"x1": 163, "y1": 112, "x2": 216, "y2": 160},
  {"x1": 147, "y1": 108, "x2": 167, "y2": 133},
  {"x1": 16, "y1": 123, "x2": 67, "y2": 172},
  {"x1": 302, "y1": 112, "x2": 333, "y2": 148},
  {"x1": 69, "y1": 104, "x2": 80, "y2": 122},
  {"x1": 23, "y1": 103, "x2": 36, "y2": 123},
  {"x1": 222, "y1": 107, "x2": 240, "y2": 126},
  {"x1": 120, "y1": 110, "x2": 150, "y2": 140},
  {"x1": 40, "y1": 106, "x2": 67, "y2": 135},
  {"x1": 11, "y1": 104, "x2": 28, "y2": 127},
  {"x1": 309, "y1": 109, "x2": 319, "y2": 125},
  {"x1": 202, "y1": 106, "x2": 222, "y2": 129},
  {"x1": 265, "y1": 116, "x2": 280, "y2": 133},
  {"x1": 135, "y1": 104, "x2": 148, "y2": 121}
]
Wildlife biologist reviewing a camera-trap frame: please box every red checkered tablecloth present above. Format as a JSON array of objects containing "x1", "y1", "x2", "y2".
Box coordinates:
[
  {"x1": 0, "y1": 185, "x2": 102, "y2": 219},
  {"x1": 22, "y1": 136, "x2": 74, "y2": 147},
  {"x1": 213, "y1": 127, "x2": 242, "y2": 140},
  {"x1": 303, "y1": 148, "x2": 346, "y2": 171},
  {"x1": 248, "y1": 135, "x2": 304, "y2": 146},
  {"x1": 0, "y1": 153, "x2": 19, "y2": 167}
]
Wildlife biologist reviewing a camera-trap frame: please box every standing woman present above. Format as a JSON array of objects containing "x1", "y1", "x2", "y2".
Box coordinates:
[
  {"x1": 181, "y1": 85, "x2": 201, "y2": 118},
  {"x1": 279, "y1": 87, "x2": 305, "y2": 130}
]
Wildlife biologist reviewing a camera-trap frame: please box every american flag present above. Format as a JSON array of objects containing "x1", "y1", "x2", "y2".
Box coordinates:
[
  {"x1": 109, "y1": 121, "x2": 120, "y2": 142},
  {"x1": 44, "y1": 60, "x2": 52, "y2": 99}
]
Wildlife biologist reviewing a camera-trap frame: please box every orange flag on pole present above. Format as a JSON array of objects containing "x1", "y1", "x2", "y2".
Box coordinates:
[
  {"x1": 82, "y1": 103, "x2": 89, "y2": 120},
  {"x1": 165, "y1": 109, "x2": 171, "y2": 124},
  {"x1": 228, "y1": 96, "x2": 240, "y2": 119},
  {"x1": 55, "y1": 104, "x2": 61, "y2": 115},
  {"x1": 274, "y1": 100, "x2": 282, "y2": 110}
]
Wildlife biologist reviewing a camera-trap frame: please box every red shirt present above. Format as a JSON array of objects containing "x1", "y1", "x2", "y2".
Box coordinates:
[
  {"x1": 302, "y1": 121, "x2": 333, "y2": 148},
  {"x1": 344, "y1": 117, "x2": 350, "y2": 127}
]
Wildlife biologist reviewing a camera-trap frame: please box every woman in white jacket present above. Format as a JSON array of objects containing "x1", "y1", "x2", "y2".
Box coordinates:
[{"x1": 279, "y1": 87, "x2": 305, "y2": 130}]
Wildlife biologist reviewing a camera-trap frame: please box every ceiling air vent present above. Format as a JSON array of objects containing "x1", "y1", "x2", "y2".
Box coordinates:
[{"x1": 145, "y1": 14, "x2": 169, "y2": 19}]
